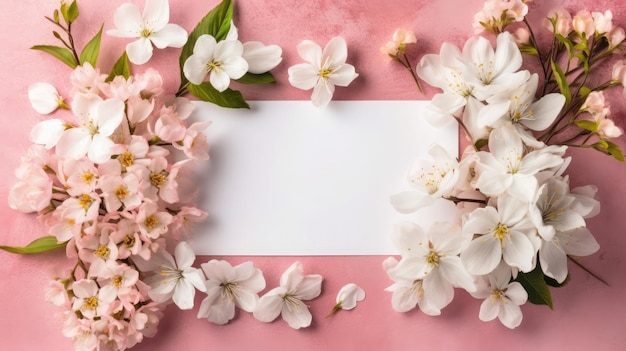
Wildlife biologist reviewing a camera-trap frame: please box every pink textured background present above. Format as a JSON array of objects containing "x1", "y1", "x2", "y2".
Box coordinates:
[{"x1": 1, "y1": 0, "x2": 626, "y2": 350}]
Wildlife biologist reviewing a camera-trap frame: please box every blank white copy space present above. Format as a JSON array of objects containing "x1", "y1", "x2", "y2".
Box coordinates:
[{"x1": 189, "y1": 101, "x2": 458, "y2": 255}]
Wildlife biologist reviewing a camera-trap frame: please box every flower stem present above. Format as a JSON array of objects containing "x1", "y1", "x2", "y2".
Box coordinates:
[
  {"x1": 326, "y1": 302, "x2": 343, "y2": 318},
  {"x1": 176, "y1": 82, "x2": 190, "y2": 97},
  {"x1": 568, "y1": 256, "x2": 609, "y2": 286}
]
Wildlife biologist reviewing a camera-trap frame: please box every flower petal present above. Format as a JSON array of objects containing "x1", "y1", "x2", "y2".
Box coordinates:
[
  {"x1": 281, "y1": 299, "x2": 312, "y2": 329},
  {"x1": 328, "y1": 64, "x2": 358, "y2": 87},
  {"x1": 498, "y1": 298, "x2": 523, "y2": 329},
  {"x1": 288, "y1": 63, "x2": 319, "y2": 90},
  {"x1": 253, "y1": 290, "x2": 284, "y2": 322},
  {"x1": 174, "y1": 241, "x2": 196, "y2": 269},
  {"x1": 56, "y1": 128, "x2": 90, "y2": 160},
  {"x1": 322, "y1": 36, "x2": 348, "y2": 68},
  {"x1": 461, "y1": 236, "x2": 502, "y2": 275},
  {"x1": 479, "y1": 298, "x2": 499, "y2": 322},
  {"x1": 336, "y1": 283, "x2": 365, "y2": 310},
  {"x1": 172, "y1": 279, "x2": 195, "y2": 310},
  {"x1": 502, "y1": 231, "x2": 535, "y2": 272},
  {"x1": 111, "y1": 3, "x2": 143, "y2": 36},
  {"x1": 311, "y1": 80, "x2": 334, "y2": 107},
  {"x1": 150, "y1": 23, "x2": 188, "y2": 48},
  {"x1": 183, "y1": 56, "x2": 209, "y2": 85},
  {"x1": 296, "y1": 40, "x2": 322, "y2": 67},
  {"x1": 390, "y1": 190, "x2": 429, "y2": 214},
  {"x1": 209, "y1": 70, "x2": 231, "y2": 92},
  {"x1": 143, "y1": 0, "x2": 169, "y2": 31},
  {"x1": 235, "y1": 288, "x2": 259, "y2": 312},
  {"x1": 294, "y1": 274, "x2": 323, "y2": 301},
  {"x1": 30, "y1": 119, "x2": 65, "y2": 148},
  {"x1": 88, "y1": 134, "x2": 115, "y2": 163},
  {"x1": 242, "y1": 41, "x2": 283, "y2": 74},
  {"x1": 126, "y1": 38, "x2": 154, "y2": 65},
  {"x1": 28, "y1": 83, "x2": 61, "y2": 114}
]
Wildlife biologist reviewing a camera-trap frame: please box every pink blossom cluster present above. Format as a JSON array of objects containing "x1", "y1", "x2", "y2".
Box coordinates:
[
  {"x1": 543, "y1": 9, "x2": 625, "y2": 49},
  {"x1": 10, "y1": 63, "x2": 209, "y2": 350},
  {"x1": 473, "y1": 0, "x2": 532, "y2": 34}
]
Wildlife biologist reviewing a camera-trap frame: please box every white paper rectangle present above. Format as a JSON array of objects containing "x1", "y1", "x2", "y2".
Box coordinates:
[{"x1": 189, "y1": 101, "x2": 457, "y2": 255}]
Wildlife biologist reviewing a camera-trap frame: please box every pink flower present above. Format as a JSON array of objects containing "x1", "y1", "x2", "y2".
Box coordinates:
[
  {"x1": 135, "y1": 200, "x2": 173, "y2": 239},
  {"x1": 513, "y1": 27, "x2": 530, "y2": 45},
  {"x1": 169, "y1": 206, "x2": 208, "y2": 239},
  {"x1": 612, "y1": 60, "x2": 626, "y2": 83},
  {"x1": 173, "y1": 121, "x2": 211, "y2": 160},
  {"x1": 9, "y1": 164, "x2": 52, "y2": 213},
  {"x1": 153, "y1": 108, "x2": 187, "y2": 142},
  {"x1": 573, "y1": 10, "x2": 594, "y2": 38},
  {"x1": 592, "y1": 10, "x2": 613, "y2": 35},
  {"x1": 60, "y1": 158, "x2": 100, "y2": 197},
  {"x1": 608, "y1": 27, "x2": 626, "y2": 49},
  {"x1": 99, "y1": 172, "x2": 142, "y2": 212},
  {"x1": 598, "y1": 118, "x2": 623, "y2": 139},
  {"x1": 70, "y1": 63, "x2": 106, "y2": 95},
  {"x1": 581, "y1": 91, "x2": 610, "y2": 119},
  {"x1": 381, "y1": 29, "x2": 417, "y2": 56},
  {"x1": 136, "y1": 68, "x2": 164, "y2": 99},
  {"x1": 544, "y1": 8, "x2": 573, "y2": 36},
  {"x1": 71, "y1": 279, "x2": 118, "y2": 319}
]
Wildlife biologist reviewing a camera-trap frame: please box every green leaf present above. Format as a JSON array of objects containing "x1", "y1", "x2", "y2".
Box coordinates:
[
  {"x1": 579, "y1": 86, "x2": 591, "y2": 99},
  {"x1": 515, "y1": 265, "x2": 553, "y2": 309},
  {"x1": 554, "y1": 33, "x2": 574, "y2": 55},
  {"x1": 550, "y1": 60, "x2": 571, "y2": 104},
  {"x1": 67, "y1": 0, "x2": 79, "y2": 23},
  {"x1": 0, "y1": 236, "x2": 67, "y2": 255},
  {"x1": 519, "y1": 46, "x2": 539, "y2": 56},
  {"x1": 474, "y1": 138, "x2": 488, "y2": 150},
  {"x1": 575, "y1": 119, "x2": 598, "y2": 132},
  {"x1": 107, "y1": 51, "x2": 131, "y2": 82},
  {"x1": 606, "y1": 141, "x2": 625, "y2": 162},
  {"x1": 31, "y1": 45, "x2": 78, "y2": 68},
  {"x1": 80, "y1": 25, "x2": 103, "y2": 67},
  {"x1": 236, "y1": 72, "x2": 277, "y2": 84},
  {"x1": 178, "y1": 0, "x2": 233, "y2": 89},
  {"x1": 545, "y1": 274, "x2": 571, "y2": 288},
  {"x1": 188, "y1": 82, "x2": 250, "y2": 109}
]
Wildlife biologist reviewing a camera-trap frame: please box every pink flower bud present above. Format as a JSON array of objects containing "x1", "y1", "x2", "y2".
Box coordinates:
[
  {"x1": 608, "y1": 27, "x2": 625, "y2": 48},
  {"x1": 592, "y1": 10, "x2": 613, "y2": 35},
  {"x1": 544, "y1": 8, "x2": 573, "y2": 36},
  {"x1": 611, "y1": 60, "x2": 626, "y2": 82},
  {"x1": 573, "y1": 10, "x2": 594, "y2": 38},
  {"x1": 513, "y1": 27, "x2": 530, "y2": 45}
]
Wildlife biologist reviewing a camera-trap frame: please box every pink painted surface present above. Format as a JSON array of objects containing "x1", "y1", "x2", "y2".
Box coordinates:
[{"x1": 1, "y1": 0, "x2": 626, "y2": 350}]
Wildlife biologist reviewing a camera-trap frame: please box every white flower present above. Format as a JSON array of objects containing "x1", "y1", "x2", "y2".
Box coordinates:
[
  {"x1": 390, "y1": 144, "x2": 459, "y2": 214},
  {"x1": 288, "y1": 36, "x2": 359, "y2": 107},
  {"x1": 461, "y1": 195, "x2": 537, "y2": 275},
  {"x1": 328, "y1": 283, "x2": 365, "y2": 317},
  {"x1": 474, "y1": 124, "x2": 565, "y2": 201},
  {"x1": 383, "y1": 257, "x2": 442, "y2": 315},
  {"x1": 38, "y1": 94, "x2": 126, "y2": 164},
  {"x1": 197, "y1": 260, "x2": 265, "y2": 325},
  {"x1": 145, "y1": 241, "x2": 207, "y2": 310},
  {"x1": 253, "y1": 262, "x2": 323, "y2": 329},
  {"x1": 539, "y1": 227, "x2": 600, "y2": 283},
  {"x1": 182, "y1": 35, "x2": 248, "y2": 91},
  {"x1": 242, "y1": 41, "x2": 283, "y2": 74},
  {"x1": 28, "y1": 82, "x2": 66, "y2": 114},
  {"x1": 71, "y1": 279, "x2": 117, "y2": 319},
  {"x1": 387, "y1": 222, "x2": 475, "y2": 312},
  {"x1": 107, "y1": 0, "x2": 188, "y2": 65},
  {"x1": 472, "y1": 262, "x2": 528, "y2": 329}
]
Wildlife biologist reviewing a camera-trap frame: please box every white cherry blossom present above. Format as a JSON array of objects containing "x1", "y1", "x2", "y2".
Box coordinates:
[
  {"x1": 197, "y1": 260, "x2": 265, "y2": 325},
  {"x1": 144, "y1": 241, "x2": 206, "y2": 310},
  {"x1": 107, "y1": 0, "x2": 188, "y2": 65},
  {"x1": 390, "y1": 144, "x2": 459, "y2": 214},
  {"x1": 28, "y1": 82, "x2": 66, "y2": 114},
  {"x1": 328, "y1": 283, "x2": 365, "y2": 317},
  {"x1": 183, "y1": 34, "x2": 248, "y2": 91},
  {"x1": 472, "y1": 262, "x2": 528, "y2": 329},
  {"x1": 461, "y1": 195, "x2": 536, "y2": 275},
  {"x1": 474, "y1": 124, "x2": 565, "y2": 201},
  {"x1": 253, "y1": 262, "x2": 322, "y2": 329},
  {"x1": 288, "y1": 36, "x2": 358, "y2": 107},
  {"x1": 539, "y1": 227, "x2": 600, "y2": 283}
]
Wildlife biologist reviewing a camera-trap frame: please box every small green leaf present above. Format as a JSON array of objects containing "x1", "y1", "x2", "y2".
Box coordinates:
[
  {"x1": 67, "y1": 0, "x2": 79, "y2": 23},
  {"x1": 236, "y1": 72, "x2": 277, "y2": 84},
  {"x1": 515, "y1": 265, "x2": 553, "y2": 309},
  {"x1": 0, "y1": 236, "x2": 66, "y2": 255},
  {"x1": 554, "y1": 33, "x2": 574, "y2": 55},
  {"x1": 575, "y1": 119, "x2": 598, "y2": 132},
  {"x1": 545, "y1": 274, "x2": 571, "y2": 288},
  {"x1": 606, "y1": 141, "x2": 625, "y2": 162},
  {"x1": 53, "y1": 9, "x2": 60, "y2": 24},
  {"x1": 188, "y1": 82, "x2": 250, "y2": 109},
  {"x1": 474, "y1": 138, "x2": 488, "y2": 150},
  {"x1": 80, "y1": 25, "x2": 103, "y2": 67},
  {"x1": 579, "y1": 86, "x2": 591, "y2": 99},
  {"x1": 107, "y1": 51, "x2": 131, "y2": 82},
  {"x1": 179, "y1": 0, "x2": 233, "y2": 89},
  {"x1": 519, "y1": 46, "x2": 539, "y2": 56},
  {"x1": 551, "y1": 60, "x2": 571, "y2": 104},
  {"x1": 31, "y1": 45, "x2": 78, "y2": 68}
]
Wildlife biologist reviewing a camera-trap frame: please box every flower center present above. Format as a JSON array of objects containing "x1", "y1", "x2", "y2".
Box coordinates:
[
  {"x1": 493, "y1": 223, "x2": 509, "y2": 241},
  {"x1": 490, "y1": 289, "x2": 506, "y2": 304},
  {"x1": 220, "y1": 282, "x2": 240, "y2": 303},
  {"x1": 426, "y1": 250, "x2": 441, "y2": 267},
  {"x1": 150, "y1": 171, "x2": 168, "y2": 187},
  {"x1": 410, "y1": 163, "x2": 449, "y2": 195},
  {"x1": 282, "y1": 294, "x2": 302, "y2": 312},
  {"x1": 144, "y1": 215, "x2": 159, "y2": 230},
  {"x1": 81, "y1": 172, "x2": 95, "y2": 184},
  {"x1": 94, "y1": 244, "x2": 111, "y2": 260},
  {"x1": 78, "y1": 194, "x2": 94, "y2": 209},
  {"x1": 123, "y1": 234, "x2": 135, "y2": 248},
  {"x1": 83, "y1": 296, "x2": 99, "y2": 310},
  {"x1": 115, "y1": 185, "x2": 129, "y2": 200},
  {"x1": 112, "y1": 275, "x2": 123, "y2": 288},
  {"x1": 119, "y1": 151, "x2": 134, "y2": 168},
  {"x1": 140, "y1": 27, "x2": 154, "y2": 38},
  {"x1": 319, "y1": 68, "x2": 332, "y2": 78},
  {"x1": 476, "y1": 60, "x2": 495, "y2": 84},
  {"x1": 206, "y1": 61, "x2": 222, "y2": 73}
]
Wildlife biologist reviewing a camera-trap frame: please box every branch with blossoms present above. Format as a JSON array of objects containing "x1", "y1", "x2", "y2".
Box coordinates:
[{"x1": 382, "y1": 0, "x2": 618, "y2": 329}]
